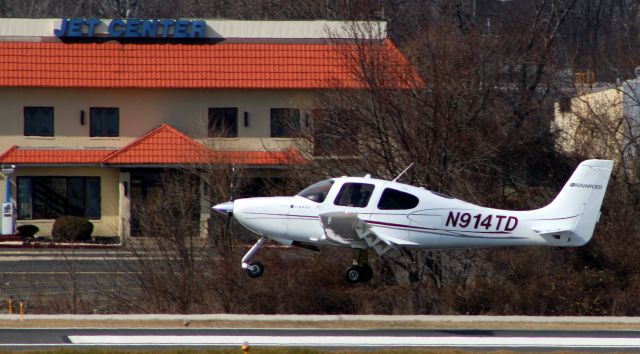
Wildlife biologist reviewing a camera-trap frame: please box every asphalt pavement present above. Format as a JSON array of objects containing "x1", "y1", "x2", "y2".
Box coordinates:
[
  {"x1": 0, "y1": 248, "x2": 137, "y2": 300},
  {"x1": 0, "y1": 327, "x2": 640, "y2": 351}
]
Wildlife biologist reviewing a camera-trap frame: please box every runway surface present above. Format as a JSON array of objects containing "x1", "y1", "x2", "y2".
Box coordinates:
[{"x1": 1, "y1": 328, "x2": 640, "y2": 351}]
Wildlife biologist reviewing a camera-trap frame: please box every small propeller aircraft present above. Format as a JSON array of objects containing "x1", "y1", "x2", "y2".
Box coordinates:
[{"x1": 213, "y1": 159, "x2": 613, "y2": 283}]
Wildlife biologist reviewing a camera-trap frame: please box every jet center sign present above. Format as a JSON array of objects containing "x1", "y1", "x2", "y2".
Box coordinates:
[{"x1": 54, "y1": 18, "x2": 207, "y2": 39}]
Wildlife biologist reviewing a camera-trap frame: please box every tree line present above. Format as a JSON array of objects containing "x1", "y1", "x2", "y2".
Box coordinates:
[{"x1": 9, "y1": 0, "x2": 640, "y2": 315}]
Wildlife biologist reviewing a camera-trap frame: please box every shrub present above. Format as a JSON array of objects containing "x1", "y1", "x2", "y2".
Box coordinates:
[
  {"x1": 16, "y1": 224, "x2": 39, "y2": 238},
  {"x1": 52, "y1": 216, "x2": 94, "y2": 242}
]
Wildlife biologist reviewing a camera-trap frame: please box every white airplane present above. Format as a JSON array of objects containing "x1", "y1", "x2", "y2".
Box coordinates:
[{"x1": 213, "y1": 159, "x2": 613, "y2": 283}]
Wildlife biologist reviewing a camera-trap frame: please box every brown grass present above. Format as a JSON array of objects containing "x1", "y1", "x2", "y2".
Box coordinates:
[{"x1": 1, "y1": 318, "x2": 640, "y2": 331}]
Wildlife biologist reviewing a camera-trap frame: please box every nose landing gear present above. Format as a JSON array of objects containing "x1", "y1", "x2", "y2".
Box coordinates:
[
  {"x1": 242, "y1": 236, "x2": 268, "y2": 278},
  {"x1": 245, "y1": 261, "x2": 264, "y2": 278}
]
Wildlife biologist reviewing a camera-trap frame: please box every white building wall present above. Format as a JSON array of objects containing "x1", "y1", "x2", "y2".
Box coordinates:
[{"x1": 0, "y1": 18, "x2": 386, "y2": 41}]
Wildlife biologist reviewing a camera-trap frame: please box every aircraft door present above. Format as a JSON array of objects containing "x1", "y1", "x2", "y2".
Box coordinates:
[
  {"x1": 332, "y1": 182, "x2": 376, "y2": 215},
  {"x1": 328, "y1": 182, "x2": 376, "y2": 241}
]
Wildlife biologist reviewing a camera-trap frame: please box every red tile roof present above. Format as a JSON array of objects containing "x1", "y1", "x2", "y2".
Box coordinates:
[
  {"x1": 0, "y1": 40, "x2": 420, "y2": 89},
  {"x1": 0, "y1": 145, "x2": 114, "y2": 164},
  {"x1": 0, "y1": 125, "x2": 306, "y2": 166},
  {"x1": 211, "y1": 149, "x2": 306, "y2": 165},
  {"x1": 101, "y1": 124, "x2": 210, "y2": 165}
]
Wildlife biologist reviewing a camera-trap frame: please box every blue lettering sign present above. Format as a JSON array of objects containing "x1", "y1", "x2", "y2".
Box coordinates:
[
  {"x1": 141, "y1": 20, "x2": 158, "y2": 37},
  {"x1": 67, "y1": 18, "x2": 84, "y2": 36},
  {"x1": 158, "y1": 19, "x2": 173, "y2": 38},
  {"x1": 86, "y1": 18, "x2": 101, "y2": 37},
  {"x1": 55, "y1": 18, "x2": 208, "y2": 39},
  {"x1": 173, "y1": 20, "x2": 190, "y2": 38},
  {"x1": 124, "y1": 19, "x2": 142, "y2": 37},
  {"x1": 191, "y1": 21, "x2": 206, "y2": 37},
  {"x1": 54, "y1": 19, "x2": 68, "y2": 37},
  {"x1": 108, "y1": 18, "x2": 125, "y2": 37}
]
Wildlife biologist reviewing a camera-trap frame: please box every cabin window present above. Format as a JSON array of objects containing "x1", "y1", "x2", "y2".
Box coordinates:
[
  {"x1": 377, "y1": 188, "x2": 419, "y2": 210},
  {"x1": 334, "y1": 183, "x2": 374, "y2": 208},
  {"x1": 297, "y1": 179, "x2": 334, "y2": 203}
]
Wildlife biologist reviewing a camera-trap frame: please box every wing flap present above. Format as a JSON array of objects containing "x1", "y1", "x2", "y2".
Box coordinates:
[{"x1": 319, "y1": 211, "x2": 397, "y2": 255}]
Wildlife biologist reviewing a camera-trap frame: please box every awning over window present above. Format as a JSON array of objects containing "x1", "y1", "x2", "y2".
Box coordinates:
[{"x1": 0, "y1": 124, "x2": 305, "y2": 167}]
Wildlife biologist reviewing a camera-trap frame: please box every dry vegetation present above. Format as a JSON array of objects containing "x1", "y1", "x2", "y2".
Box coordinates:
[{"x1": 8, "y1": 0, "x2": 640, "y2": 316}]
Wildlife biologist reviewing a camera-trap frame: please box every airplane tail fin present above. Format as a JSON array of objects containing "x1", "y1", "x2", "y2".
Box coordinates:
[{"x1": 534, "y1": 159, "x2": 614, "y2": 246}]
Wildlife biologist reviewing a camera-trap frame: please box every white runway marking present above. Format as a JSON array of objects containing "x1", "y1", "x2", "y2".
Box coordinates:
[{"x1": 67, "y1": 335, "x2": 640, "y2": 348}]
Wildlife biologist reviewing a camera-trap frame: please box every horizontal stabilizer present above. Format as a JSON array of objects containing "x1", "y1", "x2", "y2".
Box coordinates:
[
  {"x1": 533, "y1": 228, "x2": 572, "y2": 236},
  {"x1": 532, "y1": 227, "x2": 574, "y2": 246}
]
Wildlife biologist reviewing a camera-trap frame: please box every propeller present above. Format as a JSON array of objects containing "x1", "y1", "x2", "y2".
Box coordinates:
[
  {"x1": 212, "y1": 201, "x2": 234, "y2": 215},
  {"x1": 213, "y1": 164, "x2": 236, "y2": 251}
]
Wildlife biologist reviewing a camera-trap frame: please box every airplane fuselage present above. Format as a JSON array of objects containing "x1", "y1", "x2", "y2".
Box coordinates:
[{"x1": 231, "y1": 177, "x2": 573, "y2": 250}]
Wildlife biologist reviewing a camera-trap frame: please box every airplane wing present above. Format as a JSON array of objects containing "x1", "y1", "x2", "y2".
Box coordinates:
[{"x1": 319, "y1": 212, "x2": 397, "y2": 255}]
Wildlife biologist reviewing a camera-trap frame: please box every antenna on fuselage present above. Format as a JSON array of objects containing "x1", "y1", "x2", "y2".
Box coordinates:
[{"x1": 392, "y1": 162, "x2": 414, "y2": 182}]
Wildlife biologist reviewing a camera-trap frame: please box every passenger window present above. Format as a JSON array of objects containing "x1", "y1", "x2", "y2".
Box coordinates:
[
  {"x1": 334, "y1": 183, "x2": 374, "y2": 208},
  {"x1": 377, "y1": 188, "x2": 419, "y2": 210}
]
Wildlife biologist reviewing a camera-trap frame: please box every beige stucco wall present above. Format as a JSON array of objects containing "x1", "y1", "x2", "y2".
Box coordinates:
[
  {"x1": 3, "y1": 167, "x2": 120, "y2": 237},
  {"x1": 553, "y1": 87, "x2": 624, "y2": 160},
  {"x1": 0, "y1": 87, "x2": 317, "y2": 154},
  {"x1": 0, "y1": 86, "x2": 321, "y2": 237}
]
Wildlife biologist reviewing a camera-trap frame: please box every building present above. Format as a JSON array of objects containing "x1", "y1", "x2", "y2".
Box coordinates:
[
  {"x1": 553, "y1": 72, "x2": 640, "y2": 166},
  {"x1": 0, "y1": 18, "x2": 417, "y2": 238}
]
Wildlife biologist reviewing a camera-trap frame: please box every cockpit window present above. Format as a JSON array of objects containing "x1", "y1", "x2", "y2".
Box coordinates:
[
  {"x1": 297, "y1": 179, "x2": 334, "y2": 203},
  {"x1": 334, "y1": 183, "x2": 375, "y2": 208},
  {"x1": 377, "y1": 188, "x2": 419, "y2": 210}
]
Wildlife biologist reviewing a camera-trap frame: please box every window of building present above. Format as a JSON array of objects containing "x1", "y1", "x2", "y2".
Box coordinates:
[
  {"x1": 311, "y1": 109, "x2": 359, "y2": 156},
  {"x1": 24, "y1": 107, "x2": 54, "y2": 136},
  {"x1": 270, "y1": 108, "x2": 301, "y2": 138},
  {"x1": 334, "y1": 183, "x2": 375, "y2": 208},
  {"x1": 90, "y1": 107, "x2": 119, "y2": 137},
  {"x1": 17, "y1": 176, "x2": 100, "y2": 220},
  {"x1": 377, "y1": 188, "x2": 419, "y2": 210},
  {"x1": 208, "y1": 107, "x2": 238, "y2": 137}
]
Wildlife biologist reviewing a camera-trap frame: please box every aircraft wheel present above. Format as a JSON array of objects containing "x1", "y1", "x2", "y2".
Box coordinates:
[
  {"x1": 245, "y1": 262, "x2": 264, "y2": 278},
  {"x1": 360, "y1": 264, "x2": 373, "y2": 283},
  {"x1": 345, "y1": 265, "x2": 363, "y2": 284}
]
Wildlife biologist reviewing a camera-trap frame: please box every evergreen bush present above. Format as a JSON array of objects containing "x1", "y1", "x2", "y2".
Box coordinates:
[
  {"x1": 16, "y1": 224, "x2": 39, "y2": 238},
  {"x1": 52, "y1": 216, "x2": 94, "y2": 242}
]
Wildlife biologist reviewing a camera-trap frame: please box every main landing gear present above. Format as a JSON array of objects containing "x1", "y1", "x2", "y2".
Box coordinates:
[
  {"x1": 242, "y1": 237, "x2": 374, "y2": 283},
  {"x1": 344, "y1": 248, "x2": 373, "y2": 284},
  {"x1": 242, "y1": 236, "x2": 267, "y2": 278}
]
